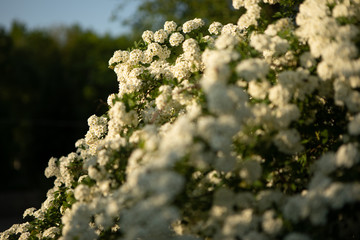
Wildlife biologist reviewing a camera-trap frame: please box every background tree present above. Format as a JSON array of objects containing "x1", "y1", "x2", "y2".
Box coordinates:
[
  {"x1": 113, "y1": 0, "x2": 241, "y2": 36},
  {"x1": 0, "y1": 22, "x2": 132, "y2": 192}
]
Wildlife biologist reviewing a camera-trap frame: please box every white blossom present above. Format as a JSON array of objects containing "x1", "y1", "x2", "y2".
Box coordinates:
[
  {"x1": 182, "y1": 18, "x2": 205, "y2": 33},
  {"x1": 154, "y1": 29, "x2": 168, "y2": 43},
  {"x1": 164, "y1": 21, "x2": 177, "y2": 33},
  {"x1": 209, "y1": 22, "x2": 223, "y2": 35},
  {"x1": 142, "y1": 30, "x2": 154, "y2": 44},
  {"x1": 169, "y1": 32, "x2": 185, "y2": 46}
]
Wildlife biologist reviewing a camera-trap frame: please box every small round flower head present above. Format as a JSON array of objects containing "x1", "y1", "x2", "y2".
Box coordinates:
[
  {"x1": 183, "y1": 38, "x2": 200, "y2": 59},
  {"x1": 164, "y1": 21, "x2": 177, "y2": 33},
  {"x1": 215, "y1": 34, "x2": 239, "y2": 49},
  {"x1": 158, "y1": 45, "x2": 171, "y2": 59},
  {"x1": 108, "y1": 50, "x2": 130, "y2": 66},
  {"x1": 273, "y1": 129, "x2": 304, "y2": 154},
  {"x1": 129, "y1": 49, "x2": 144, "y2": 64},
  {"x1": 237, "y1": 4, "x2": 262, "y2": 29},
  {"x1": 182, "y1": 18, "x2": 205, "y2": 33},
  {"x1": 169, "y1": 32, "x2": 185, "y2": 46},
  {"x1": 221, "y1": 23, "x2": 242, "y2": 37},
  {"x1": 154, "y1": 29, "x2": 168, "y2": 43},
  {"x1": 147, "y1": 42, "x2": 163, "y2": 57},
  {"x1": 142, "y1": 49, "x2": 154, "y2": 64},
  {"x1": 236, "y1": 58, "x2": 269, "y2": 81},
  {"x1": 142, "y1": 30, "x2": 154, "y2": 44},
  {"x1": 233, "y1": 0, "x2": 244, "y2": 9},
  {"x1": 209, "y1": 22, "x2": 223, "y2": 35},
  {"x1": 129, "y1": 67, "x2": 144, "y2": 78},
  {"x1": 300, "y1": 52, "x2": 316, "y2": 68}
]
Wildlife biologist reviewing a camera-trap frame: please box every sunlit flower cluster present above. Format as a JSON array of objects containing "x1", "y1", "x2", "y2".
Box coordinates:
[{"x1": 2, "y1": 0, "x2": 360, "y2": 239}]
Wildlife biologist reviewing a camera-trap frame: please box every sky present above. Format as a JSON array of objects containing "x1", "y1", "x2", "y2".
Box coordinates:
[{"x1": 0, "y1": 0, "x2": 139, "y2": 36}]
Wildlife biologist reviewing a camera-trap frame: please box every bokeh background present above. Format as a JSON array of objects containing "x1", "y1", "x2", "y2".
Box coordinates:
[{"x1": 0, "y1": 0, "x2": 239, "y2": 231}]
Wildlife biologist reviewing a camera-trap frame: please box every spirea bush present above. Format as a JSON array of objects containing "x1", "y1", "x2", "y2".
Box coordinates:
[{"x1": 2, "y1": 0, "x2": 360, "y2": 239}]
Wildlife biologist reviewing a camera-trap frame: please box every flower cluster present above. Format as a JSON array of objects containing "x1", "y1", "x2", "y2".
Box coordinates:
[{"x1": 2, "y1": 0, "x2": 360, "y2": 239}]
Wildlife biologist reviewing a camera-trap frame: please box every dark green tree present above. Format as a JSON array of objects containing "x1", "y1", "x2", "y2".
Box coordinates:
[
  {"x1": 0, "y1": 22, "x2": 132, "y2": 192},
  {"x1": 113, "y1": 0, "x2": 240, "y2": 36}
]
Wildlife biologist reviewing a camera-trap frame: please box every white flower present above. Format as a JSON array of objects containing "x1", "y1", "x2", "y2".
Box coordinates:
[
  {"x1": 313, "y1": 152, "x2": 337, "y2": 175},
  {"x1": 164, "y1": 21, "x2": 177, "y2": 33},
  {"x1": 237, "y1": 4, "x2": 261, "y2": 29},
  {"x1": 45, "y1": 157, "x2": 60, "y2": 178},
  {"x1": 23, "y1": 207, "x2": 36, "y2": 218},
  {"x1": 262, "y1": 210, "x2": 283, "y2": 236},
  {"x1": 215, "y1": 33, "x2": 239, "y2": 50},
  {"x1": 273, "y1": 129, "x2": 304, "y2": 154},
  {"x1": 129, "y1": 49, "x2": 144, "y2": 64},
  {"x1": 209, "y1": 21, "x2": 223, "y2": 35},
  {"x1": 236, "y1": 58, "x2": 270, "y2": 81},
  {"x1": 108, "y1": 50, "x2": 129, "y2": 65},
  {"x1": 142, "y1": 30, "x2": 154, "y2": 44},
  {"x1": 155, "y1": 85, "x2": 173, "y2": 110},
  {"x1": 61, "y1": 202, "x2": 97, "y2": 240},
  {"x1": 235, "y1": 192, "x2": 256, "y2": 209},
  {"x1": 88, "y1": 166, "x2": 104, "y2": 181},
  {"x1": 274, "y1": 104, "x2": 300, "y2": 128},
  {"x1": 154, "y1": 29, "x2": 168, "y2": 43},
  {"x1": 19, "y1": 232, "x2": 30, "y2": 240},
  {"x1": 222, "y1": 209, "x2": 257, "y2": 237},
  {"x1": 169, "y1": 32, "x2": 184, "y2": 46},
  {"x1": 95, "y1": 212, "x2": 113, "y2": 229},
  {"x1": 349, "y1": 75, "x2": 360, "y2": 89},
  {"x1": 109, "y1": 101, "x2": 138, "y2": 127},
  {"x1": 239, "y1": 160, "x2": 262, "y2": 184},
  {"x1": 336, "y1": 143, "x2": 360, "y2": 168},
  {"x1": 283, "y1": 195, "x2": 308, "y2": 223},
  {"x1": 74, "y1": 184, "x2": 91, "y2": 202},
  {"x1": 171, "y1": 58, "x2": 191, "y2": 80},
  {"x1": 269, "y1": 84, "x2": 291, "y2": 106},
  {"x1": 265, "y1": 18, "x2": 292, "y2": 36},
  {"x1": 257, "y1": 190, "x2": 284, "y2": 212},
  {"x1": 42, "y1": 227, "x2": 60, "y2": 238},
  {"x1": 183, "y1": 38, "x2": 200, "y2": 58},
  {"x1": 332, "y1": 4, "x2": 352, "y2": 18},
  {"x1": 221, "y1": 23, "x2": 242, "y2": 37},
  {"x1": 148, "y1": 60, "x2": 173, "y2": 80},
  {"x1": 300, "y1": 52, "x2": 316, "y2": 68},
  {"x1": 248, "y1": 80, "x2": 270, "y2": 99},
  {"x1": 324, "y1": 182, "x2": 350, "y2": 209},
  {"x1": 213, "y1": 188, "x2": 236, "y2": 208},
  {"x1": 182, "y1": 18, "x2": 205, "y2": 33},
  {"x1": 159, "y1": 116, "x2": 195, "y2": 162},
  {"x1": 250, "y1": 34, "x2": 289, "y2": 57},
  {"x1": 232, "y1": 0, "x2": 244, "y2": 9}
]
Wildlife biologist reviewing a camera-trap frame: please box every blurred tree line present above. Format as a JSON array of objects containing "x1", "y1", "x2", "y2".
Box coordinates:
[
  {"x1": 0, "y1": 22, "x2": 132, "y2": 190},
  {"x1": 114, "y1": 0, "x2": 240, "y2": 37}
]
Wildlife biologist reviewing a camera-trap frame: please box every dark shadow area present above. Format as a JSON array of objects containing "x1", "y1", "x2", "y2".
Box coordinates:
[{"x1": 0, "y1": 22, "x2": 132, "y2": 230}]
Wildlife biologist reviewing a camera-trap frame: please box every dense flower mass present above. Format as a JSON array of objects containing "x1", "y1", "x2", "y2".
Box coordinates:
[{"x1": 2, "y1": 0, "x2": 360, "y2": 239}]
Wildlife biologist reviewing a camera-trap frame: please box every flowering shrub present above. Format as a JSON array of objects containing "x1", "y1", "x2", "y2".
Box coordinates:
[{"x1": 2, "y1": 0, "x2": 360, "y2": 239}]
